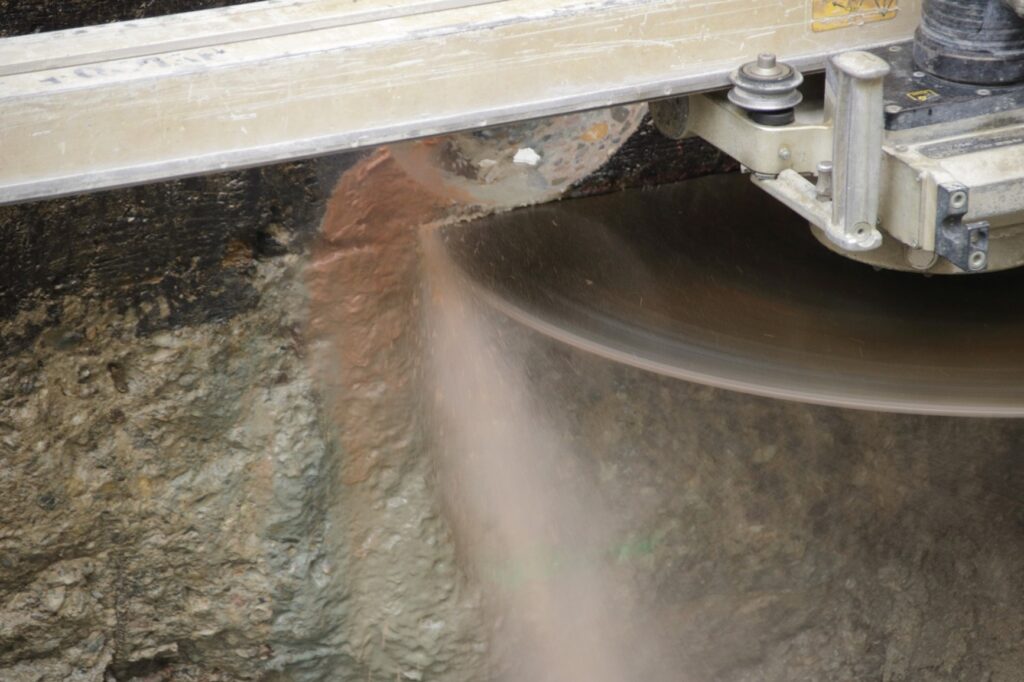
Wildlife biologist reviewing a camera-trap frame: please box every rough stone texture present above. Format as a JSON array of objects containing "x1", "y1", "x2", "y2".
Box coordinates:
[
  {"x1": 0, "y1": 143, "x2": 492, "y2": 681},
  {"x1": 0, "y1": 162, "x2": 341, "y2": 349},
  {"x1": 0, "y1": 153, "x2": 358, "y2": 681},
  {"x1": 501, "y1": 329, "x2": 1024, "y2": 681},
  {"x1": 567, "y1": 117, "x2": 739, "y2": 198},
  {"x1": 390, "y1": 107, "x2": 648, "y2": 208},
  {"x1": 307, "y1": 150, "x2": 492, "y2": 682},
  {"x1": 0, "y1": 85, "x2": 740, "y2": 679},
  {"x1": 0, "y1": 258, "x2": 337, "y2": 681}
]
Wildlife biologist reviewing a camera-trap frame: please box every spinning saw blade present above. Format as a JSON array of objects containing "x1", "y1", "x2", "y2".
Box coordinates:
[{"x1": 439, "y1": 173, "x2": 1024, "y2": 416}]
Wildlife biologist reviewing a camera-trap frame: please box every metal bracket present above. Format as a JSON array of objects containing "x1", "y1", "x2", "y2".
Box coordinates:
[
  {"x1": 743, "y1": 51, "x2": 891, "y2": 253},
  {"x1": 684, "y1": 93, "x2": 832, "y2": 175},
  {"x1": 825, "y1": 51, "x2": 891, "y2": 251},
  {"x1": 934, "y1": 184, "x2": 990, "y2": 272}
]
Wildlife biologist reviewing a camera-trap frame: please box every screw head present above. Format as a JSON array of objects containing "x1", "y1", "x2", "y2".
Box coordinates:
[{"x1": 851, "y1": 222, "x2": 876, "y2": 245}]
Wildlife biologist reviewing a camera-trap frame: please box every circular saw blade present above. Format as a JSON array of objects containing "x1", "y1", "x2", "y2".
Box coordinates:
[{"x1": 439, "y1": 173, "x2": 1024, "y2": 417}]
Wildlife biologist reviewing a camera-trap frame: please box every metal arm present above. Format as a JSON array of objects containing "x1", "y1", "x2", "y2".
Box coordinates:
[{"x1": 826, "y1": 51, "x2": 891, "y2": 251}]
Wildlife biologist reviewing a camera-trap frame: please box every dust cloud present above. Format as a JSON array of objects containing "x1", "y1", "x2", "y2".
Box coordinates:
[{"x1": 422, "y1": 235, "x2": 678, "y2": 682}]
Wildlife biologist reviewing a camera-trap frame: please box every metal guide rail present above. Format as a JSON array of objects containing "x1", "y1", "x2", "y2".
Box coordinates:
[{"x1": 0, "y1": 0, "x2": 921, "y2": 204}]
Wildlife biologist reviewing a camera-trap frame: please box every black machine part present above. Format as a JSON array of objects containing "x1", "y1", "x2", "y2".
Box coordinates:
[
  {"x1": 914, "y1": 0, "x2": 1024, "y2": 85},
  {"x1": 877, "y1": 41, "x2": 1024, "y2": 130}
]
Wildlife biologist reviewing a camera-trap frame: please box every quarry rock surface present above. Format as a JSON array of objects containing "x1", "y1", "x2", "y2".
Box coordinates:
[
  {"x1": 507, "y1": 327, "x2": 1024, "y2": 681},
  {"x1": 1, "y1": 23, "x2": 1018, "y2": 673},
  {"x1": 2, "y1": 108, "x2": 724, "y2": 679},
  {"x1": 0, "y1": 151, "x2": 488, "y2": 681}
]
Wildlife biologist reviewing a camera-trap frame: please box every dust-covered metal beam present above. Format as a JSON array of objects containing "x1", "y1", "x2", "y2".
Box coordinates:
[{"x1": 0, "y1": 0, "x2": 921, "y2": 204}]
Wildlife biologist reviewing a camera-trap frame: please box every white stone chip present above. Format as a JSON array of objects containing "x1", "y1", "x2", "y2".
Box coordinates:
[{"x1": 513, "y1": 147, "x2": 542, "y2": 166}]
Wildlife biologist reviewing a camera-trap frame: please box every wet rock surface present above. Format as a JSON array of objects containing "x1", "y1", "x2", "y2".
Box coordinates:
[{"x1": 0, "y1": 161, "x2": 348, "y2": 349}]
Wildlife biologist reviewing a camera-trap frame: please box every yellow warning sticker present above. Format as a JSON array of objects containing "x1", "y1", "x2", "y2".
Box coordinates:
[
  {"x1": 812, "y1": 0, "x2": 899, "y2": 32},
  {"x1": 906, "y1": 89, "x2": 939, "y2": 102}
]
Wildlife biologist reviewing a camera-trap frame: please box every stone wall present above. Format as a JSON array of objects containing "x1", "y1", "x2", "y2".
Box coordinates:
[
  {"x1": 8, "y1": 5, "x2": 1023, "y2": 682},
  {"x1": 0, "y1": 19, "x2": 733, "y2": 673},
  {"x1": 1, "y1": 159, "x2": 349, "y2": 681},
  {"x1": 6, "y1": 120, "x2": 1022, "y2": 681}
]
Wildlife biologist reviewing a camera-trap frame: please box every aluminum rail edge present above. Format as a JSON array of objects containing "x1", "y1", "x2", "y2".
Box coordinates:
[{"x1": 0, "y1": 0, "x2": 922, "y2": 204}]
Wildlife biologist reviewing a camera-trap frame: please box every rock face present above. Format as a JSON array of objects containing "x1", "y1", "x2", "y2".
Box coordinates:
[
  {"x1": 1, "y1": 263, "x2": 325, "y2": 680},
  {"x1": 0, "y1": 150, "x2": 481, "y2": 682},
  {"x1": 6, "y1": 4, "x2": 1022, "y2": 676},
  {"x1": 306, "y1": 149, "x2": 492, "y2": 682},
  {"x1": 503, "y1": 332, "x2": 1024, "y2": 681},
  {"x1": 3, "y1": 126, "x2": 1024, "y2": 681},
  {"x1": 0, "y1": 161, "x2": 348, "y2": 681}
]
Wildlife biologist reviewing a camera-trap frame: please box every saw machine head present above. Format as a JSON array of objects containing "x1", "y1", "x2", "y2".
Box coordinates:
[
  {"x1": 652, "y1": 0, "x2": 1024, "y2": 276},
  {"x1": 441, "y1": 0, "x2": 1024, "y2": 416}
]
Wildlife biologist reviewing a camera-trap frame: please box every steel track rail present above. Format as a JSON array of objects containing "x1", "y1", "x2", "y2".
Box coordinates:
[{"x1": 0, "y1": 0, "x2": 921, "y2": 204}]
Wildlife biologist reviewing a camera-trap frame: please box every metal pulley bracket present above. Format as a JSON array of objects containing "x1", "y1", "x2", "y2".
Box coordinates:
[
  {"x1": 683, "y1": 93, "x2": 831, "y2": 175},
  {"x1": 716, "y1": 51, "x2": 891, "y2": 253}
]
